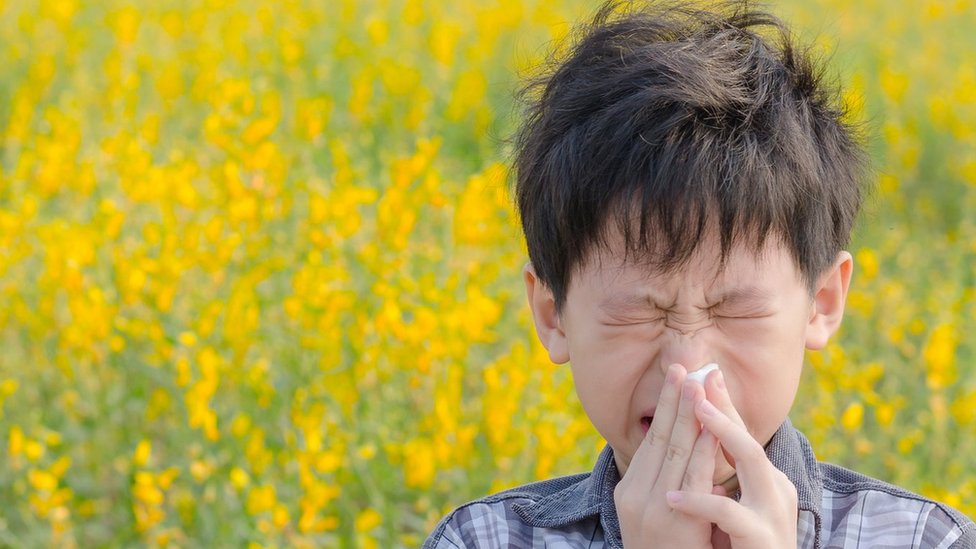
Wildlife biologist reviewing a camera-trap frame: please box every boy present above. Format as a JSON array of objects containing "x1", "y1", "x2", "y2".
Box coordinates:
[{"x1": 424, "y1": 1, "x2": 975, "y2": 547}]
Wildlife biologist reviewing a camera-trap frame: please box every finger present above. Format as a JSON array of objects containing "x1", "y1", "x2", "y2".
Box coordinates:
[
  {"x1": 703, "y1": 369, "x2": 745, "y2": 469},
  {"x1": 666, "y1": 490, "x2": 754, "y2": 539},
  {"x1": 654, "y1": 378, "x2": 705, "y2": 492},
  {"x1": 704, "y1": 369, "x2": 745, "y2": 427},
  {"x1": 681, "y1": 428, "x2": 718, "y2": 493},
  {"x1": 626, "y1": 363, "x2": 685, "y2": 488},
  {"x1": 695, "y1": 398, "x2": 772, "y2": 494}
]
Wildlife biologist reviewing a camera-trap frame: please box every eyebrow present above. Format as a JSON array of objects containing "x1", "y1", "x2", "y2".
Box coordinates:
[{"x1": 598, "y1": 286, "x2": 773, "y2": 311}]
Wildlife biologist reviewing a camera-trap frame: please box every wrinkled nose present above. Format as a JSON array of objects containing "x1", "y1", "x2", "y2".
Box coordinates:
[
  {"x1": 665, "y1": 313, "x2": 712, "y2": 337},
  {"x1": 659, "y1": 317, "x2": 712, "y2": 373}
]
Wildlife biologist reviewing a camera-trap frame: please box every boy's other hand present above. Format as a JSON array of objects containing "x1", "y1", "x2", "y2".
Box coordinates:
[
  {"x1": 665, "y1": 369, "x2": 798, "y2": 549},
  {"x1": 613, "y1": 364, "x2": 720, "y2": 548}
]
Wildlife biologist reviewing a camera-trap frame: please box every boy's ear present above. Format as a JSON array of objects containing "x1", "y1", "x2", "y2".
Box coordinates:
[
  {"x1": 523, "y1": 262, "x2": 570, "y2": 364},
  {"x1": 805, "y1": 251, "x2": 854, "y2": 350}
]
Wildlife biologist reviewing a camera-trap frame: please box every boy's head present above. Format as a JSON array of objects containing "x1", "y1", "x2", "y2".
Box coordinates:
[{"x1": 515, "y1": 1, "x2": 868, "y2": 477}]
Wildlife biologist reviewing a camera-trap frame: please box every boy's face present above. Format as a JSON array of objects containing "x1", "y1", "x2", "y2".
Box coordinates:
[{"x1": 524, "y1": 223, "x2": 852, "y2": 481}]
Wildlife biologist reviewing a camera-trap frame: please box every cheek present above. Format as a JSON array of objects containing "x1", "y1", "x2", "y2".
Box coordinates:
[
  {"x1": 726, "y1": 346, "x2": 805, "y2": 443},
  {"x1": 568, "y1": 353, "x2": 635, "y2": 414},
  {"x1": 734, "y1": 376, "x2": 800, "y2": 438},
  {"x1": 566, "y1": 338, "x2": 651, "y2": 433}
]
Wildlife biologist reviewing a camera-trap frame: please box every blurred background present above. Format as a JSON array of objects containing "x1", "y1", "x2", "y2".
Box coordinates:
[{"x1": 0, "y1": 0, "x2": 974, "y2": 547}]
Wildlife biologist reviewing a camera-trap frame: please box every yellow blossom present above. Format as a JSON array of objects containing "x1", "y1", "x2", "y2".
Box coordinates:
[
  {"x1": 134, "y1": 440, "x2": 152, "y2": 467},
  {"x1": 923, "y1": 323, "x2": 958, "y2": 390},
  {"x1": 247, "y1": 484, "x2": 277, "y2": 515},
  {"x1": 840, "y1": 402, "x2": 864, "y2": 432},
  {"x1": 355, "y1": 508, "x2": 382, "y2": 533}
]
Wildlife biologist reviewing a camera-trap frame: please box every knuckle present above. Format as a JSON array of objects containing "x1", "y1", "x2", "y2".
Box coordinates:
[
  {"x1": 681, "y1": 459, "x2": 706, "y2": 488},
  {"x1": 614, "y1": 486, "x2": 640, "y2": 511},
  {"x1": 673, "y1": 410, "x2": 694, "y2": 428},
  {"x1": 645, "y1": 425, "x2": 665, "y2": 446},
  {"x1": 613, "y1": 482, "x2": 629, "y2": 502},
  {"x1": 620, "y1": 495, "x2": 643, "y2": 516},
  {"x1": 767, "y1": 469, "x2": 798, "y2": 504},
  {"x1": 665, "y1": 443, "x2": 687, "y2": 461}
]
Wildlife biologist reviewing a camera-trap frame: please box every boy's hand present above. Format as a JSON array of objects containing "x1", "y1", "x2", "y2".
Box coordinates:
[
  {"x1": 613, "y1": 364, "x2": 725, "y2": 548},
  {"x1": 665, "y1": 370, "x2": 798, "y2": 549}
]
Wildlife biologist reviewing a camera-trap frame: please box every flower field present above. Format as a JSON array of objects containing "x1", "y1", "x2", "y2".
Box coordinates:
[{"x1": 0, "y1": 0, "x2": 974, "y2": 547}]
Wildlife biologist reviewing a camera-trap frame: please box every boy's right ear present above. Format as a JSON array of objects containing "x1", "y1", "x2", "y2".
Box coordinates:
[{"x1": 523, "y1": 262, "x2": 570, "y2": 364}]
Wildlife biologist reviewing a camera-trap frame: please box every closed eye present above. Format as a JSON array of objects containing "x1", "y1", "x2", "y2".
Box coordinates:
[
  {"x1": 710, "y1": 309, "x2": 776, "y2": 320},
  {"x1": 599, "y1": 315, "x2": 666, "y2": 326}
]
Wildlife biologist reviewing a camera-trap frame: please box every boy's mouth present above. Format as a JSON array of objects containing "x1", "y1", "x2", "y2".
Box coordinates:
[{"x1": 641, "y1": 416, "x2": 653, "y2": 434}]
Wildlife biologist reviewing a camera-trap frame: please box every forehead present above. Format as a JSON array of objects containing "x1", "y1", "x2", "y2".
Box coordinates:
[{"x1": 571, "y1": 222, "x2": 801, "y2": 301}]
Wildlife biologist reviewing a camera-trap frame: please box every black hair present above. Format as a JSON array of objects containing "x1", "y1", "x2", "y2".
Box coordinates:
[{"x1": 513, "y1": 0, "x2": 869, "y2": 315}]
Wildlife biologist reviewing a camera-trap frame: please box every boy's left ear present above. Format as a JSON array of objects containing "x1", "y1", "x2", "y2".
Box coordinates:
[{"x1": 805, "y1": 251, "x2": 853, "y2": 350}]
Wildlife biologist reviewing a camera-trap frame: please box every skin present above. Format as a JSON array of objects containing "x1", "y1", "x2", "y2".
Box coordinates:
[{"x1": 524, "y1": 224, "x2": 853, "y2": 547}]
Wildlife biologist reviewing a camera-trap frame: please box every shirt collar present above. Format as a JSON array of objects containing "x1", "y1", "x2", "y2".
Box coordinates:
[
  {"x1": 512, "y1": 418, "x2": 824, "y2": 548},
  {"x1": 512, "y1": 443, "x2": 614, "y2": 528},
  {"x1": 766, "y1": 418, "x2": 824, "y2": 548}
]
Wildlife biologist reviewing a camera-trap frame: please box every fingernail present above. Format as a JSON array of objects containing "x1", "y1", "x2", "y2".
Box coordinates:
[
  {"x1": 666, "y1": 490, "x2": 683, "y2": 504},
  {"x1": 682, "y1": 380, "x2": 696, "y2": 400},
  {"x1": 699, "y1": 399, "x2": 718, "y2": 416}
]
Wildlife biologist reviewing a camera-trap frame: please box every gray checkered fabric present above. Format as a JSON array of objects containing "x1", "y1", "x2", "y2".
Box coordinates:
[{"x1": 423, "y1": 420, "x2": 975, "y2": 548}]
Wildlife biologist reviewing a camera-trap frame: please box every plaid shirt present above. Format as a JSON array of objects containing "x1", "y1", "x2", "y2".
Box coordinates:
[{"x1": 423, "y1": 420, "x2": 975, "y2": 548}]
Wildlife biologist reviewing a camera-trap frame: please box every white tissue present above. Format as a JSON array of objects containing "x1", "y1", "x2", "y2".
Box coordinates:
[{"x1": 687, "y1": 363, "x2": 720, "y2": 385}]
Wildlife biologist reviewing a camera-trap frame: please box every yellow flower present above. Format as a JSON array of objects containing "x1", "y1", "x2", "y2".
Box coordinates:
[
  {"x1": 879, "y1": 66, "x2": 909, "y2": 102},
  {"x1": 246, "y1": 484, "x2": 277, "y2": 515},
  {"x1": 923, "y1": 323, "x2": 958, "y2": 390},
  {"x1": 29, "y1": 470, "x2": 58, "y2": 492},
  {"x1": 875, "y1": 402, "x2": 896, "y2": 427},
  {"x1": 272, "y1": 503, "x2": 290, "y2": 529},
  {"x1": 356, "y1": 444, "x2": 377, "y2": 460},
  {"x1": 856, "y1": 248, "x2": 879, "y2": 280},
  {"x1": 133, "y1": 440, "x2": 152, "y2": 467},
  {"x1": 402, "y1": 439, "x2": 435, "y2": 489},
  {"x1": 840, "y1": 402, "x2": 864, "y2": 432},
  {"x1": 230, "y1": 467, "x2": 251, "y2": 490},
  {"x1": 7, "y1": 426, "x2": 23, "y2": 459},
  {"x1": 447, "y1": 70, "x2": 487, "y2": 121},
  {"x1": 950, "y1": 390, "x2": 976, "y2": 425},
  {"x1": 25, "y1": 440, "x2": 45, "y2": 462},
  {"x1": 354, "y1": 508, "x2": 382, "y2": 533},
  {"x1": 109, "y1": 6, "x2": 141, "y2": 46}
]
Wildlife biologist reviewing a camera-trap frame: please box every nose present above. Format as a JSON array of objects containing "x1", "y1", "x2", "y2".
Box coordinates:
[
  {"x1": 658, "y1": 325, "x2": 712, "y2": 375},
  {"x1": 665, "y1": 312, "x2": 711, "y2": 336}
]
